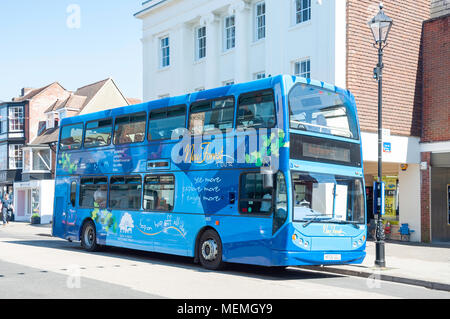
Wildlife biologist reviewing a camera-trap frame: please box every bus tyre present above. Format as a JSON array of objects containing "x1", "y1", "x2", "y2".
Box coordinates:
[
  {"x1": 81, "y1": 220, "x2": 99, "y2": 252},
  {"x1": 198, "y1": 230, "x2": 224, "y2": 270}
]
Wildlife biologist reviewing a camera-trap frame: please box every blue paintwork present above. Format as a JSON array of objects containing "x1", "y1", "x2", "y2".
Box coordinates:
[{"x1": 52, "y1": 75, "x2": 366, "y2": 267}]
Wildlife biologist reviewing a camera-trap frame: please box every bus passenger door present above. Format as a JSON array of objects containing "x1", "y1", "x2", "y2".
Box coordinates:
[{"x1": 65, "y1": 179, "x2": 79, "y2": 240}]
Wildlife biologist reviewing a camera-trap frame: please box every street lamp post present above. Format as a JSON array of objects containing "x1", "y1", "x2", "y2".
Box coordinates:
[{"x1": 368, "y1": 2, "x2": 393, "y2": 268}]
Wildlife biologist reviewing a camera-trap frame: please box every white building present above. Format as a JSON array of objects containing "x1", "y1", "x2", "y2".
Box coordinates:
[
  {"x1": 135, "y1": 0, "x2": 430, "y2": 242},
  {"x1": 135, "y1": 0, "x2": 346, "y2": 100}
]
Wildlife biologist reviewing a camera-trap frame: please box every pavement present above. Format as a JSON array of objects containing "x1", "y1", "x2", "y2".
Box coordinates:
[
  {"x1": 302, "y1": 240, "x2": 450, "y2": 292},
  {"x1": 2, "y1": 221, "x2": 450, "y2": 292}
]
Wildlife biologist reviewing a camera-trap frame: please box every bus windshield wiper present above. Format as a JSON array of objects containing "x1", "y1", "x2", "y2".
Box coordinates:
[{"x1": 303, "y1": 214, "x2": 332, "y2": 228}]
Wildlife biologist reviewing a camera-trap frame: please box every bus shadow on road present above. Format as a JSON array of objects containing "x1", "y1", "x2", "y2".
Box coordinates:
[{"x1": 5, "y1": 238, "x2": 340, "y2": 281}]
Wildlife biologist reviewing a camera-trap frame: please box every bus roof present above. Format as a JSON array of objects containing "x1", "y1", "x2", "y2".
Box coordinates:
[{"x1": 59, "y1": 74, "x2": 354, "y2": 127}]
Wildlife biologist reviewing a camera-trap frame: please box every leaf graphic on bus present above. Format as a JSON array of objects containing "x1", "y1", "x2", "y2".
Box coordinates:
[
  {"x1": 245, "y1": 129, "x2": 287, "y2": 167},
  {"x1": 59, "y1": 153, "x2": 78, "y2": 174}
]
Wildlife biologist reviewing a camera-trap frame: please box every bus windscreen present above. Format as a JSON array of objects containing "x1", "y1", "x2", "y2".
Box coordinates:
[{"x1": 288, "y1": 84, "x2": 359, "y2": 140}]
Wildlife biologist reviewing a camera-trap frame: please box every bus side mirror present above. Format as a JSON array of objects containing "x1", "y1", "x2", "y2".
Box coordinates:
[{"x1": 263, "y1": 172, "x2": 274, "y2": 189}]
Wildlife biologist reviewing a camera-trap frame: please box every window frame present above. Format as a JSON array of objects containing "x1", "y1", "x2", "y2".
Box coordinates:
[
  {"x1": 148, "y1": 105, "x2": 187, "y2": 141},
  {"x1": 294, "y1": 58, "x2": 311, "y2": 79},
  {"x1": 223, "y1": 15, "x2": 236, "y2": 51},
  {"x1": 238, "y1": 171, "x2": 274, "y2": 217},
  {"x1": 254, "y1": 1, "x2": 266, "y2": 41},
  {"x1": 8, "y1": 144, "x2": 23, "y2": 170},
  {"x1": 294, "y1": 0, "x2": 312, "y2": 25},
  {"x1": 188, "y1": 95, "x2": 236, "y2": 135},
  {"x1": 108, "y1": 175, "x2": 143, "y2": 211},
  {"x1": 236, "y1": 88, "x2": 277, "y2": 129},
  {"x1": 79, "y1": 176, "x2": 109, "y2": 209},
  {"x1": 113, "y1": 112, "x2": 147, "y2": 146},
  {"x1": 159, "y1": 36, "x2": 170, "y2": 68},
  {"x1": 143, "y1": 174, "x2": 176, "y2": 212},
  {"x1": 83, "y1": 118, "x2": 113, "y2": 149},
  {"x1": 8, "y1": 106, "x2": 24, "y2": 132},
  {"x1": 59, "y1": 123, "x2": 84, "y2": 151},
  {"x1": 195, "y1": 25, "x2": 207, "y2": 61}
]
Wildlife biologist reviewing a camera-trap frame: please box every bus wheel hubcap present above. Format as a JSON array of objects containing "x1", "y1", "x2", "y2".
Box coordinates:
[
  {"x1": 201, "y1": 240, "x2": 218, "y2": 261},
  {"x1": 85, "y1": 227, "x2": 94, "y2": 246}
]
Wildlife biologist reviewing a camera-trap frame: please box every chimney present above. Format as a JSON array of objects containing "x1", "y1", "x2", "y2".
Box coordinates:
[{"x1": 21, "y1": 87, "x2": 34, "y2": 97}]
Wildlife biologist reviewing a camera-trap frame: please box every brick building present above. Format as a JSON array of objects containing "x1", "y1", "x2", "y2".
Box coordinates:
[{"x1": 419, "y1": 5, "x2": 450, "y2": 242}]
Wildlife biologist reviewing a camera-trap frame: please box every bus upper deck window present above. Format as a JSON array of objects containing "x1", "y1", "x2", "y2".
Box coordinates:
[
  {"x1": 237, "y1": 90, "x2": 276, "y2": 129},
  {"x1": 189, "y1": 97, "x2": 234, "y2": 135},
  {"x1": 288, "y1": 84, "x2": 359, "y2": 140},
  {"x1": 114, "y1": 113, "x2": 146, "y2": 145},
  {"x1": 84, "y1": 119, "x2": 113, "y2": 148},
  {"x1": 60, "y1": 123, "x2": 83, "y2": 151},
  {"x1": 148, "y1": 105, "x2": 186, "y2": 140}
]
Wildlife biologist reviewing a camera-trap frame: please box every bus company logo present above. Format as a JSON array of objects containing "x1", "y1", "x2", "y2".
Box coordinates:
[
  {"x1": 184, "y1": 142, "x2": 224, "y2": 164},
  {"x1": 323, "y1": 224, "x2": 345, "y2": 236},
  {"x1": 119, "y1": 213, "x2": 134, "y2": 234}
]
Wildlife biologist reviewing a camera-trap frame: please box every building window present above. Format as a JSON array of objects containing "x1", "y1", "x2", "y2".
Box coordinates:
[
  {"x1": 255, "y1": 2, "x2": 266, "y2": 41},
  {"x1": 294, "y1": 58, "x2": 311, "y2": 79},
  {"x1": 0, "y1": 144, "x2": 7, "y2": 171},
  {"x1": 196, "y1": 26, "x2": 206, "y2": 60},
  {"x1": 224, "y1": 16, "x2": 235, "y2": 51},
  {"x1": 23, "y1": 148, "x2": 51, "y2": 172},
  {"x1": 160, "y1": 36, "x2": 170, "y2": 68},
  {"x1": 295, "y1": 0, "x2": 311, "y2": 24},
  {"x1": 254, "y1": 72, "x2": 266, "y2": 80},
  {"x1": 9, "y1": 144, "x2": 23, "y2": 169},
  {"x1": 223, "y1": 80, "x2": 235, "y2": 86},
  {"x1": 9, "y1": 106, "x2": 24, "y2": 132},
  {"x1": 0, "y1": 108, "x2": 7, "y2": 134}
]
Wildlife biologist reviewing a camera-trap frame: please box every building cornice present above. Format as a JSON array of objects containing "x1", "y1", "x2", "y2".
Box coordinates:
[{"x1": 134, "y1": 0, "x2": 171, "y2": 19}]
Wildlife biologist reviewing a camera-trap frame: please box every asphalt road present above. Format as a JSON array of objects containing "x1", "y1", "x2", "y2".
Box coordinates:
[{"x1": 0, "y1": 223, "x2": 449, "y2": 299}]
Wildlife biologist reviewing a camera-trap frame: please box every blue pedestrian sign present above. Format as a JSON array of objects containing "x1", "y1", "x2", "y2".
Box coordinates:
[{"x1": 383, "y1": 142, "x2": 391, "y2": 153}]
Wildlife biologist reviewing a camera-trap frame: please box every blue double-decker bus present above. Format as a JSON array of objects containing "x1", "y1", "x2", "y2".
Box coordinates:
[{"x1": 52, "y1": 75, "x2": 366, "y2": 270}]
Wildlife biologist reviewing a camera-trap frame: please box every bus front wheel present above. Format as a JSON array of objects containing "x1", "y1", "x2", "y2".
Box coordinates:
[
  {"x1": 81, "y1": 220, "x2": 100, "y2": 252},
  {"x1": 198, "y1": 229, "x2": 224, "y2": 270}
]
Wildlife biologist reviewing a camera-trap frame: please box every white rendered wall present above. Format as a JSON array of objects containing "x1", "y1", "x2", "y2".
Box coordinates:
[{"x1": 137, "y1": 0, "x2": 346, "y2": 101}]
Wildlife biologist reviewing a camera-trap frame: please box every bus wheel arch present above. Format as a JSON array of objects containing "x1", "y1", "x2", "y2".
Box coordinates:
[{"x1": 194, "y1": 227, "x2": 224, "y2": 270}]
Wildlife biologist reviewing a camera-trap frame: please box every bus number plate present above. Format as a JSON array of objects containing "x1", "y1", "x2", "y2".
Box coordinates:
[{"x1": 324, "y1": 254, "x2": 341, "y2": 261}]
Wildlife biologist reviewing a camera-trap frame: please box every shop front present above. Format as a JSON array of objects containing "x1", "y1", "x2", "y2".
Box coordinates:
[
  {"x1": 13, "y1": 180, "x2": 54, "y2": 224},
  {"x1": 361, "y1": 132, "x2": 421, "y2": 242}
]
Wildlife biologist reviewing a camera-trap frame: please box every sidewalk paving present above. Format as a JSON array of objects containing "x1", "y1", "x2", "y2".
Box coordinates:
[
  {"x1": 302, "y1": 240, "x2": 450, "y2": 292},
  {"x1": 2, "y1": 222, "x2": 450, "y2": 292}
]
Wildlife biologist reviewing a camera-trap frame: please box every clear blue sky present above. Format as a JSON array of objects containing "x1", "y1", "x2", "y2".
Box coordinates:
[{"x1": 0, "y1": 0, "x2": 142, "y2": 101}]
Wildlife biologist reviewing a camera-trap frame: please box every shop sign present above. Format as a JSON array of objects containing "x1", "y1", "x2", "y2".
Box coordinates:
[{"x1": 383, "y1": 142, "x2": 392, "y2": 153}]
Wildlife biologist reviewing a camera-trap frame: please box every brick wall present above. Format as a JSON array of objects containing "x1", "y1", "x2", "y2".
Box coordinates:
[
  {"x1": 421, "y1": 14, "x2": 450, "y2": 143},
  {"x1": 420, "y1": 152, "x2": 432, "y2": 242},
  {"x1": 28, "y1": 83, "x2": 70, "y2": 143},
  {"x1": 346, "y1": 0, "x2": 429, "y2": 137}
]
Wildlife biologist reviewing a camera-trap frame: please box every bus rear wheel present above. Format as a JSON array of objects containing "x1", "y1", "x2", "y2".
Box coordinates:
[
  {"x1": 81, "y1": 220, "x2": 100, "y2": 252},
  {"x1": 198, "y1": 230, "x2": 224, "y2": 270}
]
